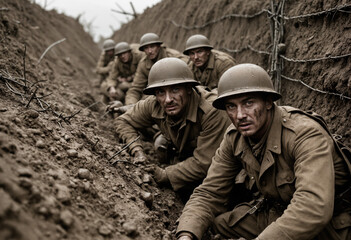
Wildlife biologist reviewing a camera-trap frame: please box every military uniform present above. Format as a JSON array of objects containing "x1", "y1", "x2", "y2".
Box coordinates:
[
  {"x1": 104, "y1": 49, "x2": 144, "y2": 102},
  {"x1": 115, "y1": 87, "x2": 231, "y2": 191},
  {"x1": 177, "y1": 105, "x2": 351, "y2": 240},
  {"x1": 124, "y1": 47, "x2": 189, "y2": 105},
  {"x1": 95, "y1": 51, "x2": 114, "y2": 82},
  {"x1": 190, "y1": 50, "x2": 235, "y2": 90}
]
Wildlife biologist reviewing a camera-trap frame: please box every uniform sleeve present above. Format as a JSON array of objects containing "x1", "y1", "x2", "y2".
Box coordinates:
[
  {"x1": 97, "y1": 60, "x2": 113, "y2": 75},
  {"x1": 176, "y1": 128, "x2": 243, "y2": 240},
  {"x1": 95, "y1": 52, "x2": 105, "y2": 71},
  {"x1": 258, "y1": 125, "x2": 335, "y2": 239},
  {"x1": 115, "y1": 97, "x2": 156, "y2": 154},
  {"x1": 125, "y1": 62, "x2": 148, "y2": 105},
  {"x1": 105, "y1": 60, "x2": 119, "y2": 89},
  {"x1": 165, "y1": 108, "x2": 231, "y2": 191}
]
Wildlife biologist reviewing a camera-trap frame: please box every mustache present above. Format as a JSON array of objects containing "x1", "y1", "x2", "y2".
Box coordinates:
[{"x1": 237, "y1": 119, "x2": 250, "y2": 125}]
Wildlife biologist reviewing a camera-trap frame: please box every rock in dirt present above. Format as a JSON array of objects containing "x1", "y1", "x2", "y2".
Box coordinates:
[
  {"x1": 55, "y1": 183, "x2": 71, "y2": 203},
  {"x1": 98, "y1": 224, "x2": 113, "y2": 236},
  {"x1": 67, "y1": 149, "x2": 78, "y2": 158},
  {"x1": 122, "y1": 221, "x2": 138, "y2": 237},
  {"x1": 142, "y1": 173, "x2": 152, "y2": 184},
  {"x1": 26, "y1": 109, "x2": 39, "y2": 119},
  {"x1": 35, "y1": 139, "x2": 46, "y2": 148},
  {"x1": 140, "y1": 191, "x2": 153, "y2": 208},
  {"x1": 78, "y1": 168, "x2": 90, "y2": 179},
  {"x1": 17, "y1": 167, "x2": 34, "y2": 178},
  {"x1": 60, "y1": 209, "x2": 74, "y2": 228}
]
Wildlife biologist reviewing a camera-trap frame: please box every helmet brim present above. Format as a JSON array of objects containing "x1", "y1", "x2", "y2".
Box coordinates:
[
  {"x1": 143, "y1": 79, "x2": 199, "y2": 95},
  {"x1": 183, "y1": 45, "x2": 213, "y2": 55},
  {"x1": 139, "y1": 41, "x2": 163, "y2": 51},
  {"x1": 212, "y1": 88, "x2": 282, "y2": 110}
]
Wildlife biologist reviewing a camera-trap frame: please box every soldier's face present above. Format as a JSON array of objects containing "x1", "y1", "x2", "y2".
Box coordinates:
[
  {"x1": 118, "y1": 51, "x2": 132, "y2": 63},
  {"x1": 224, "y1": 93, "x2": 273, "y2": 142},
  {"x1": 188, "y1": 48, "x2": 210, "y2": 68},
  {"x1": 143, "y1": 44, "x2": 161, "y2": 61},
  {"x1": 155, "y1": 84, "x2": 191, "y2": 119},
  {"x1": 106, "y1": 49, "x2": 114, "y2": 57}
]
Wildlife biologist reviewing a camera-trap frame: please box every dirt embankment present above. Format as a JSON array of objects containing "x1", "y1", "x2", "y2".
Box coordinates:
[
  {"x1": 1, "y1": 0, "x2": 183, "y2": 239},
  {"x1": 113, "y1": 0, "x2": 351, "y2": 146}
]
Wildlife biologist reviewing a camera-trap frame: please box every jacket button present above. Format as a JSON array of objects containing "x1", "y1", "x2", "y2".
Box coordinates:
[
  {"x1": 274, "y1": 146, "x2": 278, "y2": 149},
  {"x1": 250, "y1": 176, "x2": 254, "y2": 180},
  {"x1": 262, "y1": 181, "x2": 266, "y2": 186},
  {"x1": 283, "y1": 118, "x2": 287, "y2": 122}
]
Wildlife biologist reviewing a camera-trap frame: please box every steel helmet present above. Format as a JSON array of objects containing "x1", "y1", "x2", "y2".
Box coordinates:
[
  {"x1": 114, "y1": 42, "x2": 131, "y2": 55},
  {"x1": 143, "y1": 57, "x2": 199, "y2": 95},
  {"x1": 102, "y1": 39, "x2": 115, "y2": 51},
  {"x1": 139, "y1": 33, "x2": 163, "y2": 51},
  {"x1": 183, "y1": 34, "x2": 213, "y2": 55},
  {"x1": 212, "y1": 64, "x2": 281, "y2": 110}
]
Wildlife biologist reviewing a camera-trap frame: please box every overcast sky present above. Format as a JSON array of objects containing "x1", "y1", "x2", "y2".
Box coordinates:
[{"x1": 34, "y1": 0, "x2": 162, "y2": 42}]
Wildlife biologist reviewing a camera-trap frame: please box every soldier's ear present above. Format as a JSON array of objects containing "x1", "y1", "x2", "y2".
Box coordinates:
[
  {"x1": 264, "y1": 94, "x2": 273, "y2": 110},
  {"x1": 186, "y1": 85, "x2": 192, "y2": 94}
]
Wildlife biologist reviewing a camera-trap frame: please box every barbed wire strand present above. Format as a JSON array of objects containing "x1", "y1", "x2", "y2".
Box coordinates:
[
  {"x1": 280, "y1": 52, "x2": 351, "y2": 63},
  {"x1": 170, "y1": 9, "x2": 270, "y2": 30},
  {"x1": 170, "y1": 4, "x2": 350, "y2": 30},
  {"x1": 221, "y1": 45, "x2": 271, "y2": 55},
  {"x1": 281, "y1": 75, "x2": 351, "y2": 100},
  {"x1": 283, "y1": 3, "x2": 351, "y2": 20}
]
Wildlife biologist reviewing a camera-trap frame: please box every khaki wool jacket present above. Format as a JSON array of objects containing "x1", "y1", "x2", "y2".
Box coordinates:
[
  {"x1": 124, "y1": 46, "x2": 189, "y2": 105},
  {"x1": 177, "y1": 105, "x2": 350, "y2": 240},
  {"x1": 189, "y1": 50, "x2": 235, "y2": 90},
  {"x1": 115, "y1": 87, "x2": 231, "y2": 191},
  {"x1": 105, "y1": 50, "x2": 145, "y2": 91},
  {"x1": 95, "y1": 51, "x2": 114, "y2": 79}
]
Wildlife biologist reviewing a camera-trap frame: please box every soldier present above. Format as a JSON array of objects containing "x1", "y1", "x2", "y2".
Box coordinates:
[
  {"x1": 96, "y1": 39, "x2": 115, "y2": 84},
  {"x1": 176, "y1": 64, "x2": 351, "y2": 240},
  {"x1": 183, "y1": 34, "x2": 236, "y2": 90},
  {"x1": 115, "y1": 58, "x2": 231, "y2": 201},
  {"x1": 104, "y1": 42, "x2": 144, "y2": 104},
  {"x1": 124, "y1": 33, "x2": 189, "y2": 105}
]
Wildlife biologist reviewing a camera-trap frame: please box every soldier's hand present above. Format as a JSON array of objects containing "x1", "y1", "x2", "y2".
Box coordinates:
[
  {"x1": 153, "y1": 166, "x2": 169, "y2": 184},
  {"x1": 133, "y1": 149, "x2": 147, "y2": 164},
  {"x1": 106, "y1": 100, "x2": 123, "y2": 112},
  {"x1": 114, "y1": 104, "x2": 134, "y2": 114}
]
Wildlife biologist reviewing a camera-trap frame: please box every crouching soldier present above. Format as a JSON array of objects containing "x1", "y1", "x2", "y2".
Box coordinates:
[
  {"x1": 115, "y1": 58, "x2": 231, "y2": 201},
  {"x1": 176, "y1": 64, "x2": 351, "y2": 240},
  {"x1": 124, "y1": 33, "x2": 189, "y2": 106},
  {"x1": 96, "y1": 39, "x2": 115, "y2": 84},
  {"x1": 183, "y1": 34, "x2": 236, "y2": 90},
  {"x1": 105, "y1": 42, "x2": 144, "y2": 104}
]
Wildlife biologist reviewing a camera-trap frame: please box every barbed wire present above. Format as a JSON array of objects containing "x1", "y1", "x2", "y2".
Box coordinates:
[
  {"x1": 0, "y1": 70, "x2": 101, "y2": 125},
  {"x1": 170, "y1": 9, "x2": 270, "y2": 30},
  {"x1": 280, "y1": 52, "x2": 351, "y2": 63},
  {"x1": 283, "y1": 3, "x2": 351, "y2": 20},
  {"x1": 281, "y1": 75, "x2": 351, "y2": 100},
  {"x1": 170, "y1": 4, "x2": 350, "y2": 30},
  {"x1": 221, "y1": 45, "x2": 271, "y2": 55}
]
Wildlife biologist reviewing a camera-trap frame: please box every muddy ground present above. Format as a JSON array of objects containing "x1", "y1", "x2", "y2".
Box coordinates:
[{"x1": 0, "y1": 0, "x2": 350, "y2": 240}]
